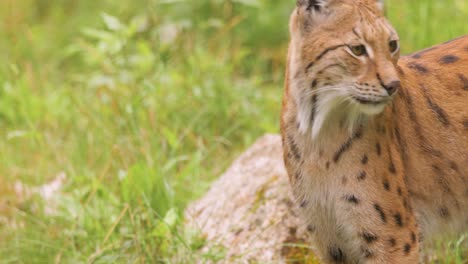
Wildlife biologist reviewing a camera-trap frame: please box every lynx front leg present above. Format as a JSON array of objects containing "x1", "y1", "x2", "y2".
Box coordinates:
[{"x1": 302, "y1": 186, "x2": 421, "y2": 264}]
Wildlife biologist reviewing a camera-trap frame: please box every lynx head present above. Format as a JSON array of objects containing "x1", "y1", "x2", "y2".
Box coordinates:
[{"x1": 289, "y1": 0, "x2": 400, "y2": 138}]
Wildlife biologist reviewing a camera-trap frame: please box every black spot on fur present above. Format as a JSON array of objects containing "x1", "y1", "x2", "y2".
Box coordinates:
[
  {"x1": 362, "y1": 232, "x2": 378, "y2": 243},
  {"x1": 357, "y1": 171, "x2": 367, "y2": 181},
  {"x1": 344, "y1": 195, "x2": 360, "y2": 204},
  {"x1": 388, "y1": 238, "x2": 397, "y2": 247},
  {"x1": 410, "y1": 46, "x2": 437, "y2": 59},
  {"x1": 421, "y1": 84, "x2": 450, "y2": 127},
  {"x1": 463, "y1": 119, "x2": 468, "y2": 130},
  {"x1": 439, "y1": 207, "x2": 450, "y2": 218},
  {"x1": 288, "y1": 135, "x2": 301, "y2": 161},
  {"x1": 361, "y1": 155, "x2": 368, "y2": 165},
  {"x1": 393, "y1": 213, "x2": 404, "y2": 227},
  {"x1": 342, "y1": 176, "x2": 348, "y2": 185},
  {"x1": 404, "y1": 243, "x2": 411, "y2": 255},
  {"x1": 449, "y1": 161, "x2": 460, "y2": 172},
  {"x1": 377, "y1": 125, "x2": 386, "y2": 135},
  {"x1": 376, "y1": 142, "x2": 381, "y2": 156},
  {"x1": 383, "y1": 179, "x2": 390, "y2": 191},
  {"x1": 310, "y1": 94, "x2": 318, "y2": 124},
  {"x1": 307, "y1": 225, "x2": 316, "y2": 232},
  {"x1": 333, "y1": 127, "x2": 363, "y2": 163},
  {"x1": 289, "y1": 227, "x2": 297, "y2": 236},
  {"x1": 373, "y1": 204, "x2": 387, "y2": 223},
  {"x1": 329, "y1": 246, "x2": 346, "y2": 263},
  {"x1": 389, "y1": 162, "x2": 396, "y2": 174},
  {"x1": 411, "y1": 232, "x2": 417, "y2": 244},
  {"x1": 294, "y1": 171, "x2": 301, "y2": 180},
  {"x1": 394, "y1": 125, "x2": 408, "y2": 159},
  {"x1": 458, "y1": 74, "x2": 468, "y2": 90},
  {"x1": 356, "y1": 127, "x2": 364, "y2": 139},
  {"x1": 440, "y1": 55, "x2": 459, "y2": 64},
  {"x1": 403, "y1": 198, "x2": 410, "y2": 211},
  {"x1": 311, "y1": 79, "x2": 318, "y2": 88},
  {"x1": 400, "y1": 87, "x2": 443, "y2": 157},
  {"x1": 326, "y1": 161, "x2": 330, "y2": 170},
  {"x1": 397, "y1": 187, "x2": 403, "y2": 196},
  {"x1": 408, "y1": 62, "x2": 429, "y2": 73}
]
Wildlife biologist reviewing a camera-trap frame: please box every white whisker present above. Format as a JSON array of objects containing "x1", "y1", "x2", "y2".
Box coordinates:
[{"x1": 296, "y1": 78, "x2": 385, "y2": 141}]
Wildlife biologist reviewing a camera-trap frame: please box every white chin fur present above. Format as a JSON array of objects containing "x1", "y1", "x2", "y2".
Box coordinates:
[
  {"x1": 296, "y1": 90, "x2": 388, "y2": 141},
  {"x1": 296, "y1": 89, "x2": 362, "y2": 140},
  {"x1": 357, "y1": 103, "x2": 387, "y2": 116}
]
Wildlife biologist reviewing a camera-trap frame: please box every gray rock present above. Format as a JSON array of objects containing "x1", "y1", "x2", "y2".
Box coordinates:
[{"x1": 185, "y1": 135, "x2": 319, "y2": 263}]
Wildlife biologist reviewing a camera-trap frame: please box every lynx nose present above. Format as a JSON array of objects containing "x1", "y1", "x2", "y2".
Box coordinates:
[{"x1": 383, "y1": 80, "x2": 400, "y2": 96}]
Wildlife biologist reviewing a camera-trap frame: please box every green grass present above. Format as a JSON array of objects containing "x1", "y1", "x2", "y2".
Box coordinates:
[{"x1": 0, "y1": 0, "x2": 466, "y2": 263}]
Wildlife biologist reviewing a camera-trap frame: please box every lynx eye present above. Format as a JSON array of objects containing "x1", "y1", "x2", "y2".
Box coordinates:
[
  {"x1": 349, "y1": 45, "x2": 367, "y2": 56},
  {"x1": 389, "y1": 40, "x2": 399, "y2": 53}
]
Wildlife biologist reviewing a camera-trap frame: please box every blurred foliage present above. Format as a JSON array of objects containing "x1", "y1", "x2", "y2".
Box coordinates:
[{"x1": 0, "y1": 0, "x2": 466, "y2": 263}]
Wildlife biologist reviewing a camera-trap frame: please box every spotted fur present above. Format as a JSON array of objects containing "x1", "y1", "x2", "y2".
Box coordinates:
[{"x1": 281, "y1": 0, "x2": 467, "y2": 263}]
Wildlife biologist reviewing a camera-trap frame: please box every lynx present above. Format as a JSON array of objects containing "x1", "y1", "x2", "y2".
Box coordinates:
[{"x1": 281, "y1": 0, "x2": 467, "y2": 263}]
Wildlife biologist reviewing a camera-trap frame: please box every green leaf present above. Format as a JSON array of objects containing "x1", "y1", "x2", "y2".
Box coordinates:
[
  {"x1": 101, "y1": 13, "x2": 123, "y2": 31},
  {"x1": 161, "y1": 126, "x2": 179, "y2": 150},
  {"x1": 163, "y1": 208, "x2": 178, "y2": 228}
]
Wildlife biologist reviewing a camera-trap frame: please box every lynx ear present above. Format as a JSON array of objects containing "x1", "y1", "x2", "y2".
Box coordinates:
[
  {"x1": 296, "y1": 0, "x2": 329, "y2": 13},
  {"x1": 295, "y1": 0, "x2": 333, "y2": 26},
  {"x1": 293, "y1": 0, "x2": 334, "y2": 35}
]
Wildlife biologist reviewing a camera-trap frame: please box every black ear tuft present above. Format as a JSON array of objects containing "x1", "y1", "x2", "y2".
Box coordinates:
[
  {"x1": 307, "y1": 0, "x2": 322, "y2": 11},
  {"x1": 297, "y1": 0, "x2": 323, "y2": 12}
]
